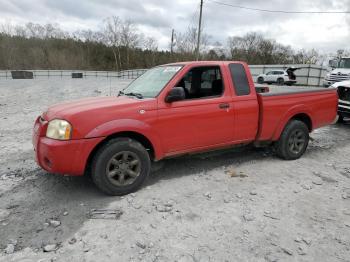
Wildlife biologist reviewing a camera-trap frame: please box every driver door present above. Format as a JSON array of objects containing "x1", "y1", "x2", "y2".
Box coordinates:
[{"x1": 155, "y1": 65, "x2": 235, "y2": 155}]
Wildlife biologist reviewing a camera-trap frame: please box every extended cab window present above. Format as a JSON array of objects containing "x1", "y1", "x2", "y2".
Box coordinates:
[
  {"x1": 229, "y1": 63, "x2": 250, "y2": 96},
  {"x1": 174, "y1": 66, "x2": 224, "y2": 99}
]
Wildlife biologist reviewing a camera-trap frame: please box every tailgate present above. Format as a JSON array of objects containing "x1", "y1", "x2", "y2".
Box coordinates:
[{"x1": 256, "y1": 88, "x2": 338, "y2": 141}]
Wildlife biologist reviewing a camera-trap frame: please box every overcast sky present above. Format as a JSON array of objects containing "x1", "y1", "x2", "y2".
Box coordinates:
[{"x1": 0, "y1": 0, "x2": 349, "y2": 52}]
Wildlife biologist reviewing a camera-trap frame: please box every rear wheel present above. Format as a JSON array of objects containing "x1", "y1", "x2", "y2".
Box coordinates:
[
  {"x1": 91, "y1": 138, "x2": 151, "y2": 195},
  {"x1": 277, "y1": 78, "x2": 285, "y2": 85},
  {"x1": 275, "y1": 120, "x2": 309, "y2": 160},
  {"x1": 257, "y1": 77, "x2": 264, "y2": 84}
]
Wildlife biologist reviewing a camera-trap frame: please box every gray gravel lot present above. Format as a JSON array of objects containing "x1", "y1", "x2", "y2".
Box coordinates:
[{"x1": 0, "y1": 79, "x2": 349, "y2": 262}]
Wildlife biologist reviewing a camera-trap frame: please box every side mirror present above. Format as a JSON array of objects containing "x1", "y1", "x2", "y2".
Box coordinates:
[
  {"x1": 165, "y1": 87, "x2": 185, "y2": 103},
  {"x1": 328, "y1": 59, "x2": 338, "y2": 69}
]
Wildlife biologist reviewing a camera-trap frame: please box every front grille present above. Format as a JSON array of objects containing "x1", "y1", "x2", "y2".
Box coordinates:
[{"x1": 328, "y1": 74, "x2": 350, "y2": 82}]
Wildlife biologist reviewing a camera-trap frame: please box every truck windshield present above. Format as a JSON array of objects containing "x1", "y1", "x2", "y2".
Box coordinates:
[
  {"x1": 339, "y1": 58, "x2": 350, "y2": 69},
  {"x1": 122, "y1": 66, "x2": 182, "y2": 98}
]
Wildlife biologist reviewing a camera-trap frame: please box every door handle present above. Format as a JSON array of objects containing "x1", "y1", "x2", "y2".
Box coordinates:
[{"x1": 219, "y1": 103, "x2": 230, "y2": 109}]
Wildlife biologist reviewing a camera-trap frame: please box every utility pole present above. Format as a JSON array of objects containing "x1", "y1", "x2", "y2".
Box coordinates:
[
  {"x1": 171, "y1": 29, "x2": 175, "y2": 54},
  {"x1": 196, "y1": 0, "x2": 203, "y2": 61}
]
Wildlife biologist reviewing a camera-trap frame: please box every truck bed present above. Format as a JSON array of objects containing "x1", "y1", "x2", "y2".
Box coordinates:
[
  {"x1": 255, "y1": 86, "x2": 338, "y2": 141},
  {"x1": 255, "y1": 84, "x2": 331, "y2": 94}
]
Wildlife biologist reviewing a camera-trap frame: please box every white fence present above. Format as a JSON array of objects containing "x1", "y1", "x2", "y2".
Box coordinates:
[
  {"x1": 0, "y1": 64, "x2": 328, "y2": 86},
  {"x1": 0, "y1": 69, "x2": 147, "y2": 80},
  {"x1": 249, "y1": 64, "x2": 327, "y2": 86}
]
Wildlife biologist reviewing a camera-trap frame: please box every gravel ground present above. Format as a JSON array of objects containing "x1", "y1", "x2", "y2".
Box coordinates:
[{"x1": 0, "y1": 79, "x2": 349, "y2": 262}]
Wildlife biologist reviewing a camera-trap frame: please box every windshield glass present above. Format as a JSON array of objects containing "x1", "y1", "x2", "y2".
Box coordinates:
[
  {"x1": 122, "y1": 65, "x2": 182, "y2": 98},
  {"x1": 339, "y1": 58, "x2": 350, "y2": 69}
]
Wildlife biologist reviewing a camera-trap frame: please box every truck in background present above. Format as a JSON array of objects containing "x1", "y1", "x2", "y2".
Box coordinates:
[
  {"x1": 324, "y1": 57, "x2": 350, "y2": 87},
  {"x1": 331, "y1": 80, "x2": 350, "y2": 122}
]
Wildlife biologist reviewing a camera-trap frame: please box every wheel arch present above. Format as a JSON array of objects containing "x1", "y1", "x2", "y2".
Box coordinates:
[
  {"x1": 85, "y1": 131, "x2": 158, "y2": 175},
  {"x1": 272, "y1": 107, "x2": 313, "y2": 141},
  {"x1": 290, "y1": 113, "x2": 313, "y2": 131}
]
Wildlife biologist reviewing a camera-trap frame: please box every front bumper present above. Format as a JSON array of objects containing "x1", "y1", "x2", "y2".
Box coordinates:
[{"x1": 32, "y1": 116, "x2": 104, "y2": 176}]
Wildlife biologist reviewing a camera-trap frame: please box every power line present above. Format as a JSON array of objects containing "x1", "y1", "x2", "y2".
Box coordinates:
[{"x1": 207, "y1": 0, "x2": 350, "y2": 14}]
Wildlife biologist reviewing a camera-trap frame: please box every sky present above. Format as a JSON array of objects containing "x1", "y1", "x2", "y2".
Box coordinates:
[{"x1": 0, "y1": 0, "x2": 349, "y2": 53}]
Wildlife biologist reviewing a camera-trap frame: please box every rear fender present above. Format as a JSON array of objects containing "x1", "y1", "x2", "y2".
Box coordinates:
[
  {"x1": 85, "y1": 119, "x2": 164, "y2": 160},
  {"x1": 272, "y1": 105, "x2": 313, "y2": 141}
]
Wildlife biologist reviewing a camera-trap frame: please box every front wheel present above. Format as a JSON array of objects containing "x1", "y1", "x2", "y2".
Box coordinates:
[
  {"x1": 257, "y1": 77, "x2": 264, "y2": 84},
  {"x1": 91, "y1": 138, "x2": 151, "y2": 195},
  {"x1": 275, "y1": 120, "x2": 309, "y2": 160}
]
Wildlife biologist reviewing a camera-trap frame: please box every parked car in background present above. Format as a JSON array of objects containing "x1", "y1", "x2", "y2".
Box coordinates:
[
  {"x1": 257, "y1": 67, "x2": 299, "y2": 85},
  {"x1": 331, "y1": 80, "x2": 350, "y2": 122}
]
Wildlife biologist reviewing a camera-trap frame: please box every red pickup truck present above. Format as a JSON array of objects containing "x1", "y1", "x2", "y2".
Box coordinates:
[{"x1": 33, "y1": 61, "x2": 338, "y2": 195}]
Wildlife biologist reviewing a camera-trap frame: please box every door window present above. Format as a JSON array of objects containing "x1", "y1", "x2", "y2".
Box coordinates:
[{"x1": 174, "y1": 66, "x2": 224, "y2": 99}]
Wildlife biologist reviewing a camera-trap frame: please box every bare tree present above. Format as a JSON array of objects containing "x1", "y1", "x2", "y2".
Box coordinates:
[
  {"x1": 293, "y1": 49, "x2": 321, "y2": 64},
  {"x1": 120, "y1": 20, "x2": 140, "y2": 68},
  {"x1": 0, "y1": 22, "x2": 15, "y2": 35},
  {"x1": 102, "y1": 16, "x2": 123, "y2": 70},
  {"x1": 228, "y1": 32, "x2": 262, "y2": 62},
  {"x1": 174, "y1": 26, "x2": 210, "y2": 59},
  {"x1": 143, "y1": 36, "x2": 158, "y2": 51},
  {"x1": 143, "y1": 36, "x2": 158, "y2": 65},
  {"x1": 75, "y1": 29, "x2": 104, "y2": 43}
]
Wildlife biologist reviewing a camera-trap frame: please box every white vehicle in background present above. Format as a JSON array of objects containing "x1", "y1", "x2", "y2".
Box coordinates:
[
  {"x1": 256, "y1": 67, "x2": 299, "y2": 85},
  {"x1": 324, "y1": 57, "x2": 350, "y2": 87},
  {"x1": 331, "y1": 80, "x2": 350, "y2": 123}
]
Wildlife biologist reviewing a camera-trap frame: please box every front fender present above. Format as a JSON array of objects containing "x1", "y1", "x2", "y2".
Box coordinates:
[
  {"x1": 85, "y1": 119, "x2": 164, "y2": 160},
  {"x1": 272, "y1": 104, "x2": 313, "y2": 141}
]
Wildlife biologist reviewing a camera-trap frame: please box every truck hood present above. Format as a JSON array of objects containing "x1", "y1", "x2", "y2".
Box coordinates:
[
  {"x1": 42, "y1": 96, "x2": 157, "y2": 138},
  {"x1": 330, "y1": 68, "x2": 350, "y2": 75},
  {"x1": 332, "y1": 80, "x2": 350, "y2": 88}
]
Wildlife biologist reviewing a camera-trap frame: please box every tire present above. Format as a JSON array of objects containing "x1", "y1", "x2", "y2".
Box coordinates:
[
  {"x1": 257, "y1": 77, "x2": 264, "y2": 84},
  {"x1": 91, "y1": 137, "x2": 151, "y2": 195},
  {"x1": 337, "y1": 115, "x2": 344, "y2": 124},
  {"x1": 277, "y1": 78, "x2": 285, "y2": 85},
  {"x1": 275, "y1": 120, "x2": 309, "y2": 160}
]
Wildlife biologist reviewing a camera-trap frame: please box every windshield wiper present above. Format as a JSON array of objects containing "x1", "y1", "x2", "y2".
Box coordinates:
[{"x1": 124, "y1": 92, "x2": 143, "y2": 99}]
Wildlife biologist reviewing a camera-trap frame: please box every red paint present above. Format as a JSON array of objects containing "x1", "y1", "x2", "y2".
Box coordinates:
[{"x1": 33, "y1": 61, "x2": 338, "y2": 176}]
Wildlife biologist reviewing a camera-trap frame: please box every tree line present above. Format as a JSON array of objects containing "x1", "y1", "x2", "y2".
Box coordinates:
[{"x1": 0, "y1": 17, "x2": 345, "y2": 71}]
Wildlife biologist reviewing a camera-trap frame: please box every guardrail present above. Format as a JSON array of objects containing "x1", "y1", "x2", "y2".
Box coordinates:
[{"x1": 0, "y1": 65, "x2": 328, "y2": 86}]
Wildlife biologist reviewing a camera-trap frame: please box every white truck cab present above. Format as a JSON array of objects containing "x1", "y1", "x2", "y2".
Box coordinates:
[{"x1": 324, "y1": 57, "x2": 350, "y2": 87}]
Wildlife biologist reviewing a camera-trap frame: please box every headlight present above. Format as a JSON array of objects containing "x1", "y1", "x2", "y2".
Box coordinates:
[
  {"x1": 325, "y1": 73, "x2": 330, "y2": 79},
  {"x1": 46, "y1": 119, "x2": 72, "y2": 140}
]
